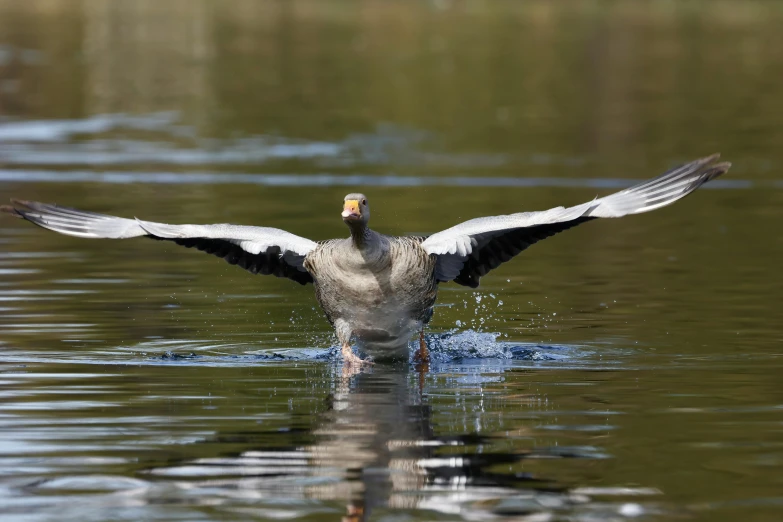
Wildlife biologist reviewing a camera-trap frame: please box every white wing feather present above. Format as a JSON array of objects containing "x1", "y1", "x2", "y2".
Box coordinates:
[
  {"x1": 423, "y1": 154, "x2": 729, "y2": 257},
  {"x1": 2, "y1": 201, "x2": 317, "y2": 272}
]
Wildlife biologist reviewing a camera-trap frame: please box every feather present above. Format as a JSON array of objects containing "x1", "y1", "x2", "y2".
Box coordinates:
[
  {"x1": 423, "y1": 154, "x2": 730, "y2": 287},
  {"x1": 2, "y1": 200, "x2": 316, "y2": 285}
]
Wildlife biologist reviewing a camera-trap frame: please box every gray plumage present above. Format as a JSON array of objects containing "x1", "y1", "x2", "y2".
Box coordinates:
[
  {"x1": 1, "y1": 154, "x2": 730, "y2": 362},
  {"x1": 306, "y1": 233, "x2": 437, "y2": 358}
]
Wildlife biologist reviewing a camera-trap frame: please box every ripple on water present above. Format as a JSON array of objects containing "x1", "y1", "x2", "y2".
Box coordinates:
[{"x1": 0, "y1": 330, "x2": 593, "y2": 368}]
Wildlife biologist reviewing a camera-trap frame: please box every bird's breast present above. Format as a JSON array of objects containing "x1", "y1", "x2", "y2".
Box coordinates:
[{"x1": 307, "y1": 238, "x2": 437, "y2": 324}]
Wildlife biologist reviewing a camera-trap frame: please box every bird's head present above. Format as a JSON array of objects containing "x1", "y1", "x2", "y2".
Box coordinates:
[{"x1": 342, "y1": 193, "x2": 370, "y2": 228}]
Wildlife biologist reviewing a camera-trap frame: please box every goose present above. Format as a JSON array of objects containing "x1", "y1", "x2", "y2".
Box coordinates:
[{"x1": 2, "y1": 154, "x2": 730, "y2": 366}]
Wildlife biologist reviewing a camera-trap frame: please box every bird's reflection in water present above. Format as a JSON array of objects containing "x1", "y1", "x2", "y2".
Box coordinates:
[
  {"x1": 145, "y1": 362, "x2": 591, "y2": 520},
  {"x1": 313, "y1": 363, "x2": 439, "y2": 518},
  {"x1": 320, "y1": 364, "x2": 569, "y2": 520}
]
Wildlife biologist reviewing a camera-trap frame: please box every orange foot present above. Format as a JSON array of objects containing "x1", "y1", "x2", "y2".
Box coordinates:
[{"x1": 413, "y1": 331, "x2": 430, "y2": 366}]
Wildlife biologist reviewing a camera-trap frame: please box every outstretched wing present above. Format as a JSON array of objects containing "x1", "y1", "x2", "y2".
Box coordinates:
[
  {"x1": 422, "y1": 154, "x2": 731, "y2": 288},
  {"x1": 1, "y1": 200, "x2": 317, "y2": 285}
]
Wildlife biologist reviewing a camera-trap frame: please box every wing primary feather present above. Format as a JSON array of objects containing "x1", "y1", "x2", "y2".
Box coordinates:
[
  {"x1": 431, "y1": 154, "x2": 729, "y2": 288},
  {"x1": 3, "y1": 199, "x2": 316, "y2": 285}
]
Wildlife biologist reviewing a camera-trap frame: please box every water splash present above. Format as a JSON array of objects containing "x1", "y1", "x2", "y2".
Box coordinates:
[
  {"x1": 421, "y1": 331, "x2": 570, "y2": 363},
  {"x1": 183, "y1": 330, "x2": 572, "y2": 365},
  {"x1": 0, "y1": 329, "x2": 580, "y2": 367}
]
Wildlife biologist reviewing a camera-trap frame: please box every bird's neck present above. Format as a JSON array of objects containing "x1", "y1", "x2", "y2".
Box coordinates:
[{"x1": 349, "y1": 224, "x2": 373, "y2": 249}]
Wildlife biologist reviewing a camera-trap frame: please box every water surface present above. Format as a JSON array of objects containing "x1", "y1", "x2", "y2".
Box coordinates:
[{"x1": 1, "y1": 1, "x2": 782, "y2": 521}]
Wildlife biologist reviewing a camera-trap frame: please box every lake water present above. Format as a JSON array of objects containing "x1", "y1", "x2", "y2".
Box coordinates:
[{"x1": 1, "y1": 1, "x2": 782, "y2": 521}]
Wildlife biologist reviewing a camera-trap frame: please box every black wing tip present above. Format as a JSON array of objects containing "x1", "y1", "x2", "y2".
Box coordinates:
[
  {"x1": 4, "y1": 199, "x2": 57, "y2": 216},
  {"x1": 695, "y1": 154, "x2": 730, "y2": 175},
  {"x1": 661, "y1": 154, "x2": 730, "y2": 193},
  {"x1": 678, "y1": 153, "x2": 727, "y2": 175},
  {"x1": 2, "y1": 199, "x2": 46, "y2": 218},
  {"x1": 687, "y1": 157, "x2": 731, "y2": 191},
  {"x1": 702, "y1": 160, "x2": 731, "y2": 181},
  {"x1": 3, "y1": 199, "x2": 68, "y2": 223},
  {"x1": 9, "y1": 199, "x2": 38, "y2": 210},
  {"x1": 1, "y1": 204, "x2": 23, "y2": 218}
]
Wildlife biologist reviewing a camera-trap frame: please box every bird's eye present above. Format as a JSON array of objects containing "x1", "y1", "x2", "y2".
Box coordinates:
[{"x1": 361, "y1": 199, "x2": 367, "y2": 205}]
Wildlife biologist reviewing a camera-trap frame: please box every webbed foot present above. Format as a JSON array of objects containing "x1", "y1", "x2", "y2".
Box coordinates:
[{"x1": 341, "y1": 343, "x2": 374, "y2": 367}]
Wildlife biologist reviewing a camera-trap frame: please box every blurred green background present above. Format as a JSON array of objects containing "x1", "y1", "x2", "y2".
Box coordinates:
[
  {"x1": 1, "y1": 2, "x2": 782, "y2": 521},
  {"x1": 1, "y1": 0, "x2": 782, "y2": 172}
]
